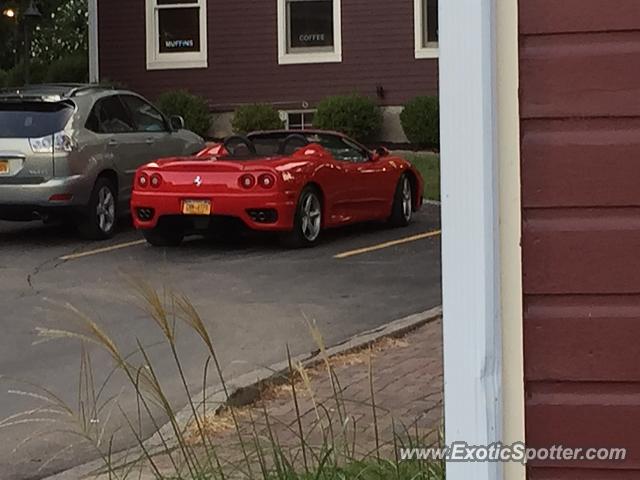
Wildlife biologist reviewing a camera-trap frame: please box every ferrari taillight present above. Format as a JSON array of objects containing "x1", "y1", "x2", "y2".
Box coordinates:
[
  {"x1": 258, "y1": 174, "x2": 276, "y2": 189},
  {"x1": 239, "y1": 174, "x2": 255, "y2": 189},
  {"x1": 150, "y1": 174, "x2": 162, "y2": 188},
  {"x1": 138, "y1": 173, "x2": 149, "y2": 188}
]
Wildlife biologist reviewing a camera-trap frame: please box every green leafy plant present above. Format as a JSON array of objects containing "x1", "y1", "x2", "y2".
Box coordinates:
[
  {"x1": 0, "y1": 69, "x2": 7, "y2": 88},
  {"x1": 314, "y1": 94, "x2": 383, "y2": 143},
  {"x1": 45, "y1": 54, "x2": 89, "y2": 83},
  {"x1": 400, "y1": 96, "x2": 440, "y2": 148},
  {"x1": 232, "y1": 104, "x2": 284, "y2": 135},
  {"x1": 156, "y1": 90, "x2": 212, "y2": 138}
]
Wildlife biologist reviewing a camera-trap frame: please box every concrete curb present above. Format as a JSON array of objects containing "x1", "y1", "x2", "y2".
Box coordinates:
[{"x1": 45, "y1": 306, "x2": 442, "y2": 480}]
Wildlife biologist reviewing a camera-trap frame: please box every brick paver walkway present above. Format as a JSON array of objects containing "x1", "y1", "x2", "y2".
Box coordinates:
[{"x1": 180, "y1": 319, "x2": 442, "y2": 476}]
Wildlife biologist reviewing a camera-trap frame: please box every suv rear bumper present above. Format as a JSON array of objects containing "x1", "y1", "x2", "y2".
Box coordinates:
[{"x1": 0, "y1": 175, "x2": 92, "y2": 208}]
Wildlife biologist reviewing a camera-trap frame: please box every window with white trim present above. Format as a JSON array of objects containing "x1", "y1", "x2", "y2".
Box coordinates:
[
  {"x1": 277, "y1": 0, "x2": 342, "y2": 65},
  {"x1": 145, "y1": 0, "x2": 207, "y2": 70},
  {"x1": 414, "y1": 0, "x2": 438, "y2": 59},
  {"x1": 281, "y1": 110, "x2": 316, "y2": 130}
]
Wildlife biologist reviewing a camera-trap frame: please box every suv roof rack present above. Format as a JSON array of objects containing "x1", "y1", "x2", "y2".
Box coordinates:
[{"x1": 0, "y1": 83, "x2": 117, "y2": 101}]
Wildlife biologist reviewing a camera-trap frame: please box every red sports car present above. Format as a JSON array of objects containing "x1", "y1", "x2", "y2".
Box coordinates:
[{"x1": 131, "y1": 130, "x2": 424, "y2": 247}]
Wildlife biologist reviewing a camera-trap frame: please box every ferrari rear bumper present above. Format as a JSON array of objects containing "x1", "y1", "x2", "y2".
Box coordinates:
[{"x1": 131, "y1": 190, "x2": 298, "y2": 231}]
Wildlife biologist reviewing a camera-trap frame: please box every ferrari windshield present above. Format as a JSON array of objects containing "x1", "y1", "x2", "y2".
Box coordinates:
[{"x1": 248, "y1": 131, "x2": 370, "y2": 162}]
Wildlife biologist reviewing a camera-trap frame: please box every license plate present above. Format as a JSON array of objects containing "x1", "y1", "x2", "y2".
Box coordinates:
[
  {"x1": 182, "y1": 199, "x2": 211, "y2": 216},
  {"x1": 0, "y1": 161, "x2": 8, "y2": 174}
]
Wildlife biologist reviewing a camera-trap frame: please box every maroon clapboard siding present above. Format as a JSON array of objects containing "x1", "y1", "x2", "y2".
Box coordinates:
[
  {"x1": 98, "y1": 0, "x2": 438, "y2": 109},
  {"x1": 520, "y1": 0, "x2": 640, "y2": 478}
]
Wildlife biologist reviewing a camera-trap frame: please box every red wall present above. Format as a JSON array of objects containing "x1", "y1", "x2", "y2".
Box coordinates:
[
  {"x1": 520, "y1": 0, "x2": 640, "y2": 477},
  {"x1": 98, "y1": 0, "x2": 438, "y2": 110}
]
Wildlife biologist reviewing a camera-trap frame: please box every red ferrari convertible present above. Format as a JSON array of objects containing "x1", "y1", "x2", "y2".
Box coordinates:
[{"x1": 131, "y1": 130, "x2": 424, "y2": 247}]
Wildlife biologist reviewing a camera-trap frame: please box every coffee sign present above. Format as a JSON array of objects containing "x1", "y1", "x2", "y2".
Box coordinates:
[{"x1": 289, "y1": 0, "x2": 333, "y2": 49}]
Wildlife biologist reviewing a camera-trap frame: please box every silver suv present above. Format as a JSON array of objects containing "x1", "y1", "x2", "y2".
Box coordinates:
[{"x1": 0, "y1": 84, "x2": 205, "y2": 239}]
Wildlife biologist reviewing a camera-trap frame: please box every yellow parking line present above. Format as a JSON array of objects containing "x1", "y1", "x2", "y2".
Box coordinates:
[
  {"x1": 334, "y1": 230, "x2": 442, "y2": 259},
  {"x1": 60, "y1": 240, "x2": 147, "y2": 261}
]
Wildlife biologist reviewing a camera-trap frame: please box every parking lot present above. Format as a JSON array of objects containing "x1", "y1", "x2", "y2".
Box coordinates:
[{"x1": 0, "y1": 205, "x2": 441, "y2": 480}]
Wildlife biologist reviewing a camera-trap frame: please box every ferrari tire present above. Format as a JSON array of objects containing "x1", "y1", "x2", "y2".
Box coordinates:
[
  {"x1": 142, "y1": 218, "x2": 185, "y2": 247},
  {"x1": 389, "y1": 174, "x2": 413, "y2": 228},
  {"x1": 77, "y1": 177, "x2": 118, "y2": 240},
  {"x1": 281, "y1": 186, "x2": 322, "y2": 248}
]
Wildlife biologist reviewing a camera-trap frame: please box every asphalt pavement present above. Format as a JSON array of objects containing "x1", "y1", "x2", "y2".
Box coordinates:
[{"x1": 0, "y1": 206, "x2": 441, "y2": 480}]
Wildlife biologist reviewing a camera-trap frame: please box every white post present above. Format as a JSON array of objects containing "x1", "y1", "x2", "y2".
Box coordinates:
[
  {"x1": 439, "y1": 0, "x2": 502, "y2": 479},
  {"x1": 88, "y1": 0, "x2": 99, "y2": 83}
]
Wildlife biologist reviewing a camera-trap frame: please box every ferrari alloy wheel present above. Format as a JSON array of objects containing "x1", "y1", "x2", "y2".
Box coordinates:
[
  {"x1": 78, "y1": 177, "x2": 118, "y2": 240},
  {"x1": 389, "y1": 174, "x2": 413, "y2": 227},
  {"x1": 282, "y1": 186, "x2": 323, "y2": 248},
  {"x1": 301, "y1": 192, "x2": 322, "y2": 242}
]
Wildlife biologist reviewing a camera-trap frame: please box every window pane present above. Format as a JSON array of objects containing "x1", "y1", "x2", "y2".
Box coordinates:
[
  {"x1": 423, "y1": 0, "x2": 438, "y2": 46},
  {"x1": 288, "y1": 113, "x2": 303, "y2": 129},
  {"x1": 158, "y1": 7, "x2": 200, "y2": 53},
  {"x1": 121, "y1": 96, "x2": 166, "y2": 132},
  {"x1": 304, "y1": 111, "x2": 315, "y2": 128},
  {"x1": 95, "y1": 97, "x2": 134, "y2": 134},
  {"x1": 0, "y1": 102, "x2": 74, "y2": 138},
  {"x1": 287, "y1": 0, "x2": 333, "y2": 50}
]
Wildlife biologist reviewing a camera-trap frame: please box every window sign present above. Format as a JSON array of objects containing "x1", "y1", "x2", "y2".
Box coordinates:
[
  {"x1": 287, "y1": 0, "x2": 334, "y2": 51},
  {"x1": 158, "y1": 7, "x2": 200, "y2": 53}
]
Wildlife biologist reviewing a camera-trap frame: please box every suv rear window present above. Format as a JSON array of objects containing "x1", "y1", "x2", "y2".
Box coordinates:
[{"x1": 0, "y1": 101, "x2": 75, "y2": 138}]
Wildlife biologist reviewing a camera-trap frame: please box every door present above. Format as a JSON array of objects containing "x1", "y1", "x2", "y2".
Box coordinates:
[
  {"x1": 86, "y1": 95, "x2": 145, "y2": 203},
  {"x1": 120, "y1": 95, "x2": 185, "y2": 160},
  {"x1": 318, "y1": 134, "x2": 383, "y2": 221}
]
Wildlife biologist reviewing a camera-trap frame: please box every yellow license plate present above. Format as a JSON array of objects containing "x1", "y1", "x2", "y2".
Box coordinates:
[
  {"x1": 0, "y1": 161, "x2": 8, "y2": 174},
  {"x1": 182, "y1": 199, "x2": 212, "y2": 216}
]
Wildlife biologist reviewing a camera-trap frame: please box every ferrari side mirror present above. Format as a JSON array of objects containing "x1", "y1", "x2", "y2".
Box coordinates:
[{"x1": 374, "y1": 146, "x2": 390, "y2": 157}]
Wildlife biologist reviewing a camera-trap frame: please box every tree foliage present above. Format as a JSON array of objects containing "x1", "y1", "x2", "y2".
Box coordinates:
[
  {"x1": 31, "y1": 0, "x2": 88, "y2": 64},
  {"x1": 0, "y1": 0, "x2": 88, "y2": 82}
]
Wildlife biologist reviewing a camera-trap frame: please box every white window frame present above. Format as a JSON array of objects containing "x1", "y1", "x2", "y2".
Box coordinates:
[
  {"x1": 277, "y1": 0, "x2": 342, "y2": 65},
  {"x1": 145, "y1": 0, "x2": 208, "y2": 70},
  {"x1": 414, "y1": 0, "x2": 439, "y2": 59},
  {"x1": 280, "y1": 109, "x2": 317, "y2": 130}
]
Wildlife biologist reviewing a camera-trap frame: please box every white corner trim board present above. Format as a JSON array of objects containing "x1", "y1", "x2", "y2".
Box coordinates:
[{"x1": 440, "y1": 0, "x2": 503, "y2": 479}]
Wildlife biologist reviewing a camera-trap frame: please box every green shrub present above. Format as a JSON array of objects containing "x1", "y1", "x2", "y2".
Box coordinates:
[
  {"x1": 400, "y1": 96, "x2": 440, "y2": 148},
  {"x1": 4, "y1": 61, "x2": 47, "y2": 87},
  {"x1": 45, "y1": 54, "x2": 89, "y2": 83},
  {"x1": 232, "y1": 103, "x2": 284, "y2": 134},
  {"x1": 156, "y1": 90, "x2": 212, "y2": 138},
  {"x1": 314, "y1": 94, "x2": 382, "y2": 143},
  {"x1": 0, "y1": 69, "x2": 7, "y2": 88}
]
